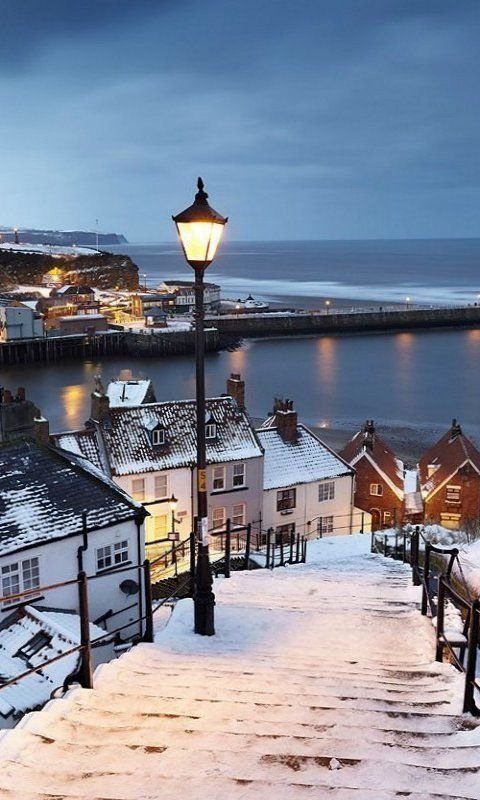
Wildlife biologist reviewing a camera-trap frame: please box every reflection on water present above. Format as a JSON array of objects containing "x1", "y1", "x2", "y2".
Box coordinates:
[
  {"x1": 2, "y1": 328, "x2": 480, "y2": 441},
  {"x1": 60, "y1": 384, "x2": 89, "y2": 427}
]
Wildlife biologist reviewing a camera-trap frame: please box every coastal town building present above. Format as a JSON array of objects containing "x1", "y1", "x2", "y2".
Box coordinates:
[
  {"x1": 130, "y1": 292, "x2": 176, "y2": 318},
  {"x1": 257, "y1": 400, "x2": 361, "y2": 540},
  {"x1": 0, "y1": 299, "x2": 43, "y2": 341},
  {"x1": 38, "y1": 285, "x2": 101, "y2": 330},
  {"x1": 51, "y1": 383, "x2": 264, "y2": 558},
  {"x1": 419, "y1": 419, "x2": 480, "y2": 529},
  {"x1": 0, "y1": 605, "x2": 110, "y2": 728},
  {"x1": 340, "y1": 420, "x2": 404, "y2": 530},
  {"x1": 159, "y1": 280, "x2": 221, "y2": 313},
  {"x1": 0, "y1": 438, "x2": 147, "y2": 643},
  {"x1": 54, "y1": 313, "x2": 108, "y2": 335}
]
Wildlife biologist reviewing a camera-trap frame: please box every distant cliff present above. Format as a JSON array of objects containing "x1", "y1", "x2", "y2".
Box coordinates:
[
  {"x1": 0, "y1": 228, "x2": 127, "y2": 246},
  {"x1": 0, "y1": 250, "x2": 139, "y2": 290}
]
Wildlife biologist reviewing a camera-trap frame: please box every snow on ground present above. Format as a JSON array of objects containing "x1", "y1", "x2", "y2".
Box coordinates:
[
  {"x1": 0, "y1": 243, "x2": 99, "y2": 256},
  {"x1": 0, "y1": 534, "x2": 478, "y2": 800}
]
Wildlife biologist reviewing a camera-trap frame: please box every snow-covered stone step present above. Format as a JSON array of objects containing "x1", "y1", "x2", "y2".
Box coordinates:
[
  {"x1": 8, "y1": 718, "x2": 480, "y2": 770},
  {"x1": 1, "y1": 732, "x2": 479, "y2": 799}
]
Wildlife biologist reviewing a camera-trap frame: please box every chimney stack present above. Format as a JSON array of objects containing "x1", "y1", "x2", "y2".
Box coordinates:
[
  {"x1": 16, "y1": 387, "x2": 26, "y2": 402},
  {"x1": 34, "y1": 415, "x2": 50, "y2": 445},
  {"x1": 362, "y1": 419, "x2": 376, "y2": 452},
  {"x1": 90, "y1": 388, "x2": 110, "y2": 423},
  {"x1": 274, "y1": 399, "x2": 298, "y2": 443},
  {"x1": 226, "y1": 373, "x2": 245, "y2": 410},
  {"x1": 450, "y1": 418, "x2": 462, "y2": 438}
]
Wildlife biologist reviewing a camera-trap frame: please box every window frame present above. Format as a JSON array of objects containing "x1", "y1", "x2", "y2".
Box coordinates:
[
  {"x1": 316, "y1": 516, "x2": 334, "y2": 536},
  {"x1": 276, "y1": 488, "x2": 296, "y2": 511},
  {"x1": 370, "y1": 483, "x2": 383, "y2": 496},
  {"x1": 212, "y1": 465, "x2": 226, "y2": 491},
  {"x1": 318, "y1": 480, "x2": 335, "y2": 502},
  {"x1": 205, "y1": 422, "x2": 217, "y2": 440},
  {"x1": 446, "y1": 484, "x2": 461, "y2": 504},
  {"x1": 96, "y1": 540, "x2": 129, "y2": 572},
  {"x1": 1, "y1": 557, "x2": 40, "y2": 608},
  {"x1": 232, "y1": 503, "x2": 246, "y2": 527},
  {"x1": 233, "y1": 463, "x2": 246, "y2": 488},
  {"x1": 154, "y1": 473, "x2": 168, "y2": 499},
  {"x1": 212, "y1": 506, "x2": 226, "y2": 530},
  {"x1": 151, "y1": 428, "x2": 165, "y2": 446},
  {"x1": 131, "y1": 477, "x2": 145, "y2": 501}
]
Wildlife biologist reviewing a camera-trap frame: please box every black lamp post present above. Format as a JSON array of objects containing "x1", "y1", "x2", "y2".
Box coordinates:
[{"x1": 173, "y1": 177, "x2": 228, "y2": 635}]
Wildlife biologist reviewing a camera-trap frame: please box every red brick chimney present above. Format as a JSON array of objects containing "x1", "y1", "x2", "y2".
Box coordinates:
[
  {"x1": 226, "y1": 373, "x2": 245, "y2": 410},
  {"x1": 274, "y1": 399, "x2": 298, "y2": 442},
  {"x1": 362, "y1": 419, "x2": 376, "y2": 452}
]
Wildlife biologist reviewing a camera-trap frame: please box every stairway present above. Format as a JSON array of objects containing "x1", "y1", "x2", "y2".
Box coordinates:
[{"x1": 0, "y1": 536, "x2": 478, "y2": 799}]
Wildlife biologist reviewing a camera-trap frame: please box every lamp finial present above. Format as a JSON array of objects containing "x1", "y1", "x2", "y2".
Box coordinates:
[{"x1": 195, "y1": 177, "x2": 208, "y2": 203}]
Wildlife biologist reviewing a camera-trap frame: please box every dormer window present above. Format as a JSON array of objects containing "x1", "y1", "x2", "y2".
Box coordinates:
[
  {"x1": 205, "y1": 412, "x2": 217, "y2": 440},
  {"x1": 206, "y1": 422, "x2": 217, "y2": 439},
  {"x1": 152, "y1": 427, "x2": 165, "y2": 446}
]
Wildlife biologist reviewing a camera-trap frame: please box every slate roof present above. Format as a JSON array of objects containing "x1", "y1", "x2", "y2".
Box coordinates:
[
  {"x1": 0, "y1": 605, "x2": 107, "y2": 721},
  {"x1": 53, "y1": 397, "x2": 263, "y2": 477},
  {"x1": 340, "y1": 425, "x2": 404, "y2": 494},
  {"x1": 257, "y1": 424, "x2": 353, "y2": 491},
  {"x1": 56, "y1": 285, "x2": 94, "y2": 296},
  {"x1": 419, "y1": 421, "x2": 480, "y2": 497},
  {"x1": 0, "y1": 439, "x2": 142, "y2": 556}
]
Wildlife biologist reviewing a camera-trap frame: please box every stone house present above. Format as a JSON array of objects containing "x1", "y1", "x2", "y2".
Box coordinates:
[
  {"x1": 0, "y1": 299, "x2": 43, "y2": 341},
  {"x1": 419, "y1": 419, "x2": 480, "y2": 529},
  {"x1": 340, "y1": 420, "x2": 404, "y2": 530},
  {"x1": 257, "y1": 400, "x2": 360, "y2": 540}
]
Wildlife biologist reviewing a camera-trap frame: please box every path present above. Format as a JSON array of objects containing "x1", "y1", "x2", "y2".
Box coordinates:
[{"x1": 0, "y1": 535, "x2": 479, "y2": 799}]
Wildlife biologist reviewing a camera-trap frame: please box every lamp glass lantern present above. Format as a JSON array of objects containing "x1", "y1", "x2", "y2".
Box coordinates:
[{"x1": 173, "y1": 178, "x2": 228, "y2": 269}]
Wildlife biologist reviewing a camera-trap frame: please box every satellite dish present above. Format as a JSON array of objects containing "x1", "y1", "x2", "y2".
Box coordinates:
[{"x1": 119, "y1": 579, "x2": 139, "y2": 596}]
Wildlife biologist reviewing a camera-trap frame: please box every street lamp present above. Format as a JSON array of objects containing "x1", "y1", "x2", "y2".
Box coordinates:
[
  {"x1": 406, "y1": 296, "x2": 411, "y2": 310},
  {"x1": 325, "y1": 300, "x2": 331, "y2": 314},
  {"x1": 168, "y1": 493, "x2": 180, "y2": 541},
  {"x1": 173, "y1": 177, "x2": 228, "y2": 635}
]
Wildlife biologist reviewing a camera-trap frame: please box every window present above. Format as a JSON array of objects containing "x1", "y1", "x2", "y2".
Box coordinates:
[
  {"x1": 16, "y1": 631, "x2": 52, "y2": 663},
  {"x1": 206, "y1": 423, "x2": 217, "y2": 439},
  {"x1": 446, "y1": 485, "x2": 461, "y2": 503},
  {"x1": 152, "y1": 428, "x2": 165, "y2": 446},
  {"x1": 370, "y1": 483, "x2": 383, "y2": 496},
  {"x1": 96, "y1": 540, "x2": 129, "y2": 571},
  {"x1": 2, "y1": 558, "x2": 40, "y2": 607},
  {"x1": 233, "y1": 463, "x2": 246, "y2": 488},
  {"x1": 131, "y1": 478, "x2": 145, "y2": 501},
  {"x1": 276, "y1": 488, "x2": 296, "y2": 511},
  {"x1": 154, "y1": 474, "x2": 168, "y2": 499},
  {"x1": 318, "y1": 481, "x2": 335, "y2": 502},
  {"x1": 317, "y1": 516, "x2": 334, "y2": 537},
  {"x1": 212, "y1": 507, "x2": 226, "y2": 530},
  {"x1": 275, "y1": 523, "x2": 295, "y2": 543},
  {"x1": 232, "y1": 503, "x2": 245, "y2": 526},
  {"x1": 383, "y1": 511, "x2": 392, "y2": 526},
  {"x1": 213, "y1": 466, "x2": 226, "y2": 491},
  {"x1": 152, "y1": 515, "x2": 168, "y2": 540}
]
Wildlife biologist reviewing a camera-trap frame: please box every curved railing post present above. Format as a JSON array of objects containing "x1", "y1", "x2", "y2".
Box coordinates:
[{"x1": 463, "y1": 599, "x2": 480, "y2": 715}]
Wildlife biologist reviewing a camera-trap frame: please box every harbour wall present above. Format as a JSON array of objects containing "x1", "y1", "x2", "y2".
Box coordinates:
[{"x1": 1, "y1": 306, "x2": 480, "y2": 364}]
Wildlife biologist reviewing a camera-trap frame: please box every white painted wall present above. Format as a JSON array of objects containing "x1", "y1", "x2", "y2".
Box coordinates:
[
  {"x1": 0, "y1": 518, "x2": 145, "y2": 641},
  {"x1": 262, "y1": 474, "x2": 356, "y2": 539},
  {"x1": 0, "y1": 306, "x2": 43, "y2": 340}
]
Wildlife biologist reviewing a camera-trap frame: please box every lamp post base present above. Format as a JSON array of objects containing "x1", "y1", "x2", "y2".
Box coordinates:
[{"x1": 194, "y1": 544, "x2": 215, "y2": 636}]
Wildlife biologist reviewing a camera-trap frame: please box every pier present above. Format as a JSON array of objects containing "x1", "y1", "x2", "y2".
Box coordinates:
[{"x1": 1, "y1": 306, "x2": 480, "y2": 364}]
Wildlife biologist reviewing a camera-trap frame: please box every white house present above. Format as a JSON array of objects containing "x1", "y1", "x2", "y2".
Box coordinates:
[
  {"x1": 159, "y1": 280, "x2": 221, "y2": 314},
  {"x1": 0, "y1": 300, "x2": 43, "y2": 341},
  {"x1": 0, "y1": 438, "x2": 148, "y2": 643},
  {"x1": 257, "y1": 400, "x2": 361, "y2": 540},
  {"x1": 51, "y1": 385, "x2": 264, "y2": 560}
]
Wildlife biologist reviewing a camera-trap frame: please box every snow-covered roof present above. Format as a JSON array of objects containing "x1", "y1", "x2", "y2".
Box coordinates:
[
  {"x1": 0, "y1": 440, "x2": 142, "y2": 556},
  {"x1": 257, "y1": 424, "x2": 353, "y2": 490},
  {"x1": 106, "y1": 379, "x2": 155, "y2": 408},
  {"x1": 0, "y1": 605, "x2": 106, "y2": 720},
  {"x1": 53, "y1": 397, "x2": 263, "y2": 477}
]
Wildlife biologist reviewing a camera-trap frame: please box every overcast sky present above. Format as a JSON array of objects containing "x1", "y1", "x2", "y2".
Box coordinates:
[{"x1": 0, "y1": 0, "x2": 479, "y2": 241}]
